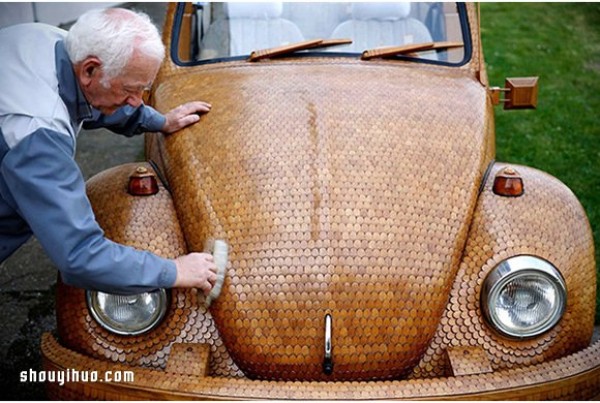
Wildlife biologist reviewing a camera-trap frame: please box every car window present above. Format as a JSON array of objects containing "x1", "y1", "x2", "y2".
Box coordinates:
[{"x1": 175, "y1": 2, "x2": 470, "y2": 66}]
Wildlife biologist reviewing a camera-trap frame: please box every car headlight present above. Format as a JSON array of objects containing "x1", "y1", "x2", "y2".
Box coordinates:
[
  {"x1": 481, "y1": 255, "x2": 567, "y2": 339},
  {"x1": 86, "y1": 289, "x2": 168, "y2": 336}
]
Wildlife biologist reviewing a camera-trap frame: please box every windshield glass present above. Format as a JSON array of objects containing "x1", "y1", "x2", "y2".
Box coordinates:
[{"x1": 182, "y1": 2, "x2": 469, "y2": 65}]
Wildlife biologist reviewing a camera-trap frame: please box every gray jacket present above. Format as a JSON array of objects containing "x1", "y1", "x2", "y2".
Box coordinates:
[{"x1": 0, "y1": 23, "x2": 176, "y2": 294}]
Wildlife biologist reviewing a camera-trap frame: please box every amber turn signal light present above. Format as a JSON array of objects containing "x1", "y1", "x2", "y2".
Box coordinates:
[
  {"x1": 128, "y1": 166, "x2": 159, "y2": 196},
  {"x1": 493, "y1": 167, "x2": 524, "y2": 197}
]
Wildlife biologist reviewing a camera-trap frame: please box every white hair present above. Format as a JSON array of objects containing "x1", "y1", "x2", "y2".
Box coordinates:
[{"x1": 65, "y1": 8, "x2": 165, "y2": 87}]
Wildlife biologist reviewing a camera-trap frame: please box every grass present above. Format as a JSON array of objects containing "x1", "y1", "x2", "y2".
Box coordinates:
[{"x1": 480, "y1": 3, "x2": 600, "y2": 322}]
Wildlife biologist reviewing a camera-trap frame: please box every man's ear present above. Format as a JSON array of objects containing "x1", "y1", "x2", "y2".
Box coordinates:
[{"x1": 77, "y1": 57, "x2": 102, "y2": 87}]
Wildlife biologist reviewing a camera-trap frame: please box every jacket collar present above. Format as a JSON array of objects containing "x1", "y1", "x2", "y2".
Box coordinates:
[{"x1": 54, "y1": 40, "x2": 93, "y2": 123}]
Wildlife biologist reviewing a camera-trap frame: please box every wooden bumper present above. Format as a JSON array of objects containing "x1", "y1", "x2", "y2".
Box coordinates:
[{"x1": 41, "y1": 332, "x2": 600, "y2": 400}]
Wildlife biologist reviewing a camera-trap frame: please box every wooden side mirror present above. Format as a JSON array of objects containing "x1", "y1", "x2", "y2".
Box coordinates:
[{"x1": 491, "y1": 77, "x2": 539, "y2": 110}]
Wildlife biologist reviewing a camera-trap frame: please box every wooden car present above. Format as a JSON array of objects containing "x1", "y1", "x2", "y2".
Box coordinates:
[{"x1": 42, "y1": 2, "x2": 600, "y2": 399}]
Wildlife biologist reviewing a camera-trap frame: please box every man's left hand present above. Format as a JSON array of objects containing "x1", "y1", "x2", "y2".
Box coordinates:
[{"x1": 162, "y1": 101, "x2": 211, "y2": 134}]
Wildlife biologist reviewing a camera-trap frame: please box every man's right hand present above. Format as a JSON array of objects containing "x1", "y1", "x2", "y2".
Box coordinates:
[{"x1": 173, "y1": 253, "x2": 218, "y2": 294}]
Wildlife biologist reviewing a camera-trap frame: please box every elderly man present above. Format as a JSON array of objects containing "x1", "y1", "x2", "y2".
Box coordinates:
[{"x1": 0, "y1": 8, "x2": 217, "y2": 295}]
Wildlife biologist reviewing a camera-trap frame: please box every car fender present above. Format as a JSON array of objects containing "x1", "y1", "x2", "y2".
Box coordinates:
[
  {"x1": 84, "y1": 162, "x2": 186, "y2": 258},
  {"x1": 55, "y1": 163, "x2": 238, "y2": 375},
  {"x1": 411, "y1": 162, "x2": 596, "y2": 378}
]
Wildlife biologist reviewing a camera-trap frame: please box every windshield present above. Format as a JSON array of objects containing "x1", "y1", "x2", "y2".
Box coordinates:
[{"x1": 176, "y1": 2, "x2": 470, "y2": 66}]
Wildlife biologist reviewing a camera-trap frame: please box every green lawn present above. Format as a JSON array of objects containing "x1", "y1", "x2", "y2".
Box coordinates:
[{"x1": 480, "y1": 3, "x2": 600, "y2": 322}]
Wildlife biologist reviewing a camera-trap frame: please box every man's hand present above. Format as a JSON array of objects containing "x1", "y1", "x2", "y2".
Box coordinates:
[
  {"x1": 162, "y1": 101, "x2": 212, "y2": 134},
  {"x1": 173, "y1": 252, "x2": 218, "y2": 295}
]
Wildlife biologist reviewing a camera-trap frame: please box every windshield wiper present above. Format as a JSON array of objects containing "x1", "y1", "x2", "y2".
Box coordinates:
[
  {"x1": 248, "y1": 38, "x2": 352, "y2": 62},
  {"x1": 361, "y1": 41, "x2": 464, "y2": 61}
]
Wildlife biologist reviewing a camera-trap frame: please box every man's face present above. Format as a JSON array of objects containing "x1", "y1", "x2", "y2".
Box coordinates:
[{"x1": 83, "y1": 52, "x2": 161, "y2": 115}]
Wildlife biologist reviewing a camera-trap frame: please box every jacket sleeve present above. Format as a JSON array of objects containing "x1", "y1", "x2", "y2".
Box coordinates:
[
  {"x1": 82, "y1": 104, "x2": 166, "y2": 137},
  {"x1": 0, "y1": 128, "x2": 177, "y2": 294}
]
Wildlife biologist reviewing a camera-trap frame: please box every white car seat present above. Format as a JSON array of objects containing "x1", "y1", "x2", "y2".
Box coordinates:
[
  {"x1": 330, "y1": 2, "x2": 436, "y2": 59},
  {"x1": 200, "y1": 2, "x2": 304, "y2": 59},
  {"x1": 282, "y1": 3, "x2": 351, "y2": 40}
]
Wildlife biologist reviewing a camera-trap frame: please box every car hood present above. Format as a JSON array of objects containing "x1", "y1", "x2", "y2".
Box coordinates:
[{"x1": 154, "y1": 60, "x2": 490, "y2": 381}]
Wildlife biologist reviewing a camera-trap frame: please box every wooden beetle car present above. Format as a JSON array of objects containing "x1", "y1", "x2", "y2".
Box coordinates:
[{"x1": 42, "y1": 2, "x2": 600, "y2": 400}]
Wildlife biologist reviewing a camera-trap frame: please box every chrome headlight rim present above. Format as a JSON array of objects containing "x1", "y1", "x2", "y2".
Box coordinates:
[
  {"x1": 86, "y1": 289, "x2": 169, "y2": 336},
  {"x1": 481, "y1": 255, "x2": 567, "y2": 339}
]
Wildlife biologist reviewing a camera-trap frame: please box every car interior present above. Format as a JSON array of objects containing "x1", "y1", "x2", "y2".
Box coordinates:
[{"x1": 191, "y1": 2, "x2": 464, "y2": 63}]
